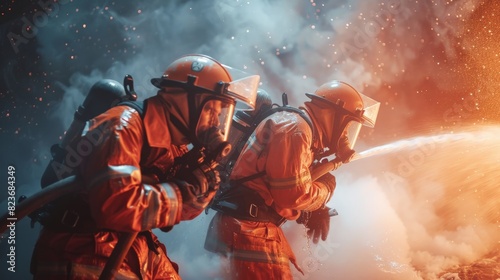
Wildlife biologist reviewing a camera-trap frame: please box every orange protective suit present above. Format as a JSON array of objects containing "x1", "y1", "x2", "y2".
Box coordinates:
[
  {"x1": 205, "y1": 110, "x2": 333, "y2": 279},
  {"x1": 31, "y1": 95, "x2": 201, "y2": 280}
]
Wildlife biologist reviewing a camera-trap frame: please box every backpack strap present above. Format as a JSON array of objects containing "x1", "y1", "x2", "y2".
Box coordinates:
[
  {"x1": 117, "y1": 100, "x2": 145, "y2": 119},
  {"x1": 230, "y1": 171, "x2": 266, "y2": 186},
  {"x1": 262, "y1": 106, "x2": 314, "y2": 134}
]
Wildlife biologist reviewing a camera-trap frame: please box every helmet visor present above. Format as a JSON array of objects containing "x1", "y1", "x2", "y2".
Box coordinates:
[
  {"x1": 226, "y1": 75, "x2": 260, "y2": 111},
  {"x1": 222, "y1": 64, "x2": 260, "y2": 111},
  {"x1": 343, "y1": 121, "x2": 362, "y2": 150},
  {"x1": 196, "y1": 99, "x2": 235, "y2": 143},
  {"x1": 339, "y1": 92, "x2": 379, "y2": 149},
  {"x1": 359, "y1": 92, "x2": 380, "y2": 128}
]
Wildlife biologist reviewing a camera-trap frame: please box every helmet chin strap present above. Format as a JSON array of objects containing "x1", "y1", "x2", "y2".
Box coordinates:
[
  {"x1": 299, "y1": 105, "x2": 321, "y2": 156},
  {"x1": 156, "y1": 91, "x2": 202, "y2": 148},
  {"x1": 186, "y1": 91, "x2": 205, "y2": 149},
  {"x1": 302, "y1": 105, "x2": 337, "y2": 161},
  {"x1": 330, "y1": 110, "x2": 346, "y2": 152}
]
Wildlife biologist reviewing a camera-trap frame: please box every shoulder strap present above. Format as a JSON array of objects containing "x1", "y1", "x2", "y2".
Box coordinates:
[
  {"x1": 261, "y1": 106, "x2": 313, "y2": 133},
  {"x1": 230, "y1": 171, "x2": 266, "y2": 186},
  {"x1": 117, "y1": 100, "x2": 146, "y2": 119},
  {"x1": 115, "y1": 100, "x2": 150, "y2": 167}
]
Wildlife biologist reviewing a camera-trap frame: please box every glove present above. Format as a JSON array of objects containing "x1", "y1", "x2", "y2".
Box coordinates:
[
  {"x1": 176, "y1": 162, "x2": 220, "y2": 197},
  {"x1": 297, "y1": 207, "x2": 332, "y2": 244},
  {"x1": 174, "y1": 164, "x2": 220, "y2": 220},
  {"x1": 337, "y1": 136, "x2": 355, "y2": 163},
  {"x1": 316, "y1": 172, "x2": 336, "y2": 194}
]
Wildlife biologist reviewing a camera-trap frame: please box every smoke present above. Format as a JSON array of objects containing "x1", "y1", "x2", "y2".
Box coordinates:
[
  {"x1": 1, "y1": 0, "x2": 498, "y2": 279},
  {"x1": 18, "y1": 0, "x2": 487, "y2": 134}
]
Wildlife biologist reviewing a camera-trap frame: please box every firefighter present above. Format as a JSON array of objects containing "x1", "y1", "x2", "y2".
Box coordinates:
[
  {"x1": 205, "y1": 81, "x2": 379, "y2": 279},
  {"x1": 30, "y1": 54, "x2": 259, "y2": 280}
]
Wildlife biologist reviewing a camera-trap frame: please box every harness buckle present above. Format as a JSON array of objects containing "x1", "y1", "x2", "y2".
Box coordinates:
[
  {"x1": 249, "y1": 203, "x2": 258, "y2": 218},
  {"x1": 61, "y1": 210, "x2": 80, "y2": 228},
  {"x1": 276, "y1": 217, "x2": 287, "y2": 227}
]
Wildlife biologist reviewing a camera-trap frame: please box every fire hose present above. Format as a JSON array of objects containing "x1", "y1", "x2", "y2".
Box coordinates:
[
  {"x1": 310, "y1": 150, "x2": 367, "y2": 181},
  {"x1": 0, "y1": 155, "x2": 348, "y2": 233},
  {"x1": 311, "y1": 157, "x2": 343, "y2": 181},
  {"x1": 0, "y1": 175, "x2": 81, "y2": 234}
]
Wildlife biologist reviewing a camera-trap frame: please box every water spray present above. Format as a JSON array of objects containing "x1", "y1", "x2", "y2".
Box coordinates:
[{"x1": 311, "y1": 131, "x2": 476, "y2": 181}]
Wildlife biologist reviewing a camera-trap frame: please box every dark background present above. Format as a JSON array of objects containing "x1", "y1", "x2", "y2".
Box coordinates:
[{"x1": 1, "y1": 1, "x2": 499, "y2": 279}]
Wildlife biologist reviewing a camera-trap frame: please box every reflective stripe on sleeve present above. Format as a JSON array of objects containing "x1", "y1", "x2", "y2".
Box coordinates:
[
  {"x1": 160, "y1": 183, "x2": 180, "y2": 226},
  {"x1": 267, "y1": 170, "x2": 312, "y2": 190},
  {"x1": 142, "y1": 184, "x2": 159, "y2": 230},
  {"x1": 247, "y1": 135, "x2": 264, "y2": 155},
  {"x1": 231, "y1": 249, "x2": 289, "y2": 266}
]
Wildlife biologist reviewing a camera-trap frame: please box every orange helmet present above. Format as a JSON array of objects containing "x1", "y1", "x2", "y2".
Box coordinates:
[
  {"x1": 151, "y1": 54, "x2": 259, "y2": 148},
  {"x1": 152, "y1": 54, "x2": 230, "y2": 96},
  {"x1": 303, "y1": 81, "x2": 379, "y2": 160}
]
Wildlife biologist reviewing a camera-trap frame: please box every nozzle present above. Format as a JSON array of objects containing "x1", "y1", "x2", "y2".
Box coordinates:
[
  {"x1": 328, "y1": 208, "x2": 339, "y2": 217},
  {"x1": 213, "y1": 142, "x2": 232, "y2": 159}
]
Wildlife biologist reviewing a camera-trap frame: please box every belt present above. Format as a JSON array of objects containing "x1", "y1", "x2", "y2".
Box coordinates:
[
  {"x1": 211, "y1": 186, "x2": 287, "y2": 227},
  {"x1": 41, "y1": 208, "x2": 99, "y2": 233},
  {"x1": 34, "y1": 196, "x2": 99, "y2": 233}
]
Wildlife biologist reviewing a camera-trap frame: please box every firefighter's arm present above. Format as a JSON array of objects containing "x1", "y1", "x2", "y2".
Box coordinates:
[
  {"x1": 267, "y1": 128, "x2": 332, "y2": 212},
  {"x1": 82, "y1": 108, "x2": 182, "y2": 232}
]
